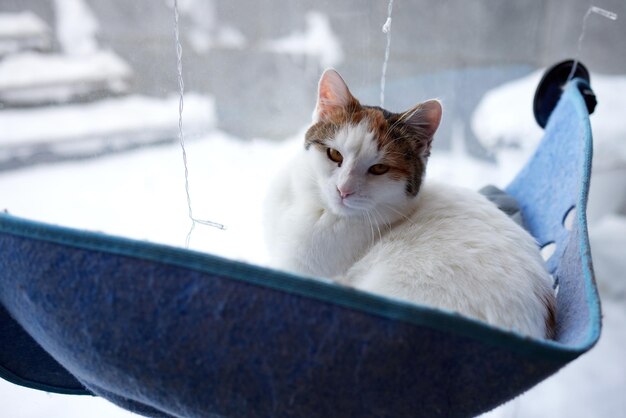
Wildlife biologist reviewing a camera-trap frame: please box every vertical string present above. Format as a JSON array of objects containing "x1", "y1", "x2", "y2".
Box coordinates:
[
  {"x1": 173, "y1": 0, "x2": 225, "y2": 248},
  {"x1": 567, "y1": 5, "x2": 618, "y2": 83},
  {"x1": 380, "y1": 0, "x2": 394, "y2": 107}
]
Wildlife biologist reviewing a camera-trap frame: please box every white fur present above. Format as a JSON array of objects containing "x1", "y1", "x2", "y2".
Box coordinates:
[{"x1": 263, "y1": 123, "x2": 554, "y2": 339}]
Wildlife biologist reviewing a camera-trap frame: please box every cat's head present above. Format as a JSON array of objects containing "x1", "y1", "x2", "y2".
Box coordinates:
[{"x1": 304, "y1": 69, "x2": 442, "y2": 219}]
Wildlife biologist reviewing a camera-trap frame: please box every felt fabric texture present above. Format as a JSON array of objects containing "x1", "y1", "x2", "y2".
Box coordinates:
[
  {"x1": 0, "y1": 304, "x2": 86, "y2": 394},
  {"x1": 506, "y1": 79, "x2": 600, "y2": 346},
  {"x1": 0, "y1": 79, "x2": 600, "y2": 418}
]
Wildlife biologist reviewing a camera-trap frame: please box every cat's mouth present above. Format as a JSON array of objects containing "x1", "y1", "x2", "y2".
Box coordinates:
[{"x1": 329, "y1": 195, "x2": 369, "y2": 217}]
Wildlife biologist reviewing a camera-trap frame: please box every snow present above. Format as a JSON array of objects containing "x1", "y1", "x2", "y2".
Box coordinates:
[
  {"x1": 471, "y1": 70, "x2": 544, "y2": 151},
  {"x1": 0, "y1": 12, "x2": 49, "y2": 39},
  {"x1": 0, "y1": 93, "x2": 215, "y2": 147},
  {"x1": 589, "y1": 215, "x2": 626, "y2": 299},
  {"x1": 0, "y1": 51, "x2": 132, "y2": 104},
  {"x1": 187, "y1": 24, "x2": 247, "y2": 52},
  {"x1": 0, "y1": 385, "x2": 139, "y2": 418},
  {"x1": 0, "y1": 0, "x2": 132, "y2": 106},
  {"x1": 168, "y1": 0, "x2": 247, "y2": 53},
  {"x1": 54, "y1": 0, "x2": 99, "y2": 55},
  {"x1": 0, "y1": 12, "x2": 50, "y2": 56},
  {"x1": 0, "y1": 51, "x2": 130, "y2": 90},
  {"x1": 263, "y1": 11, "x2": 344, "y2": 68},
  {"x1": 472, "y1": 71, "x2": 626, "y2": 172},
  {"x1": 0, "y1": 93, "x2": 216, "y2": 170},
  {"x1": 0, "y1": 71, "x2": 624, "y2": 416},
  {"x1": 0, "y1": 130, "x2": 294, "y2": 264}
]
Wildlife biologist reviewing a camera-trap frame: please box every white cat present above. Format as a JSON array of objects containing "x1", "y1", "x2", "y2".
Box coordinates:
[{"x1": 264, "y1": 69, "x2": 555, "y2": 339}]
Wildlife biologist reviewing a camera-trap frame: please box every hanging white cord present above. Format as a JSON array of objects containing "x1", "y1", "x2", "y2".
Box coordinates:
[
  {"x1": 567, "y1": 5, "x2": 618, "y2": 83},
  {"x1": 380, "y1": 0, "x2": 394, "y2": 107},
  {"x1": 173, "y1": 0, "x2": 225, "y2": 248}
]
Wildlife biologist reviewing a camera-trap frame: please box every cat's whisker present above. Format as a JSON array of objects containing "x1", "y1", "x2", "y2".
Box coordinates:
[
  {"x1": 382, "y1": 115, "x2": 405, "y2": 140},
  {"x1": 364, "y1": 210, "x2": 376, "y2": 246},
  {"x1": 373, "y1": 206, "x2": 392, "y2": 229},
  {"x1": 380, "y1": 203, "x2": 415, "y2": 225},
  {"x1": 388, "y1": 133, "x2": 424, "y2": 142},
  {"x1": 363, "y1": 210, "x2": 376, "y2": 247},
  {"x1": 368, "y1": 208, "x2": 384, "y2": 243},
  {"x1": 380, "y1": 149, "x2": 414, "y2": 159},
  {"x1": 382, "y1": 116, "x2": 410, "y2": 143},
  {"x1": 386, "y1": 133, "x2": 427, "y2": 147},
  {"x1": 371, "y1": 206, "x2": 392, "y2": 236}
]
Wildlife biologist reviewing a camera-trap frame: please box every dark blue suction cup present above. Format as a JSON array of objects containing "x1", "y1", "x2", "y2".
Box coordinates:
[{"x1": 533, "y1": 60, "x2": 596, "y2": 128}]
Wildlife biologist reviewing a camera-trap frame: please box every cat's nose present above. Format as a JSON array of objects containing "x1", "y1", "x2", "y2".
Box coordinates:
[{"x1": 337, "y1": 187, "x2": 354, "y2": 199}]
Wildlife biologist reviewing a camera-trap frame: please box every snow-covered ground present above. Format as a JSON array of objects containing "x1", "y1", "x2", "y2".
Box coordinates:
[
  {"x1": 0, "y1": 93, "x2": 214, "y2": 147},
  {"x1": 0, "y1": 11, "x2": 50, "y2": 56},
  {"x1": 0, "y1": 51, "x2": 131, "y2": 104},
  {"x1": 1, "y1": 70, "x2": 625, "y2": 417},
  {"x1": 263, "y1": 11, "x2": 344, "y2": 69},
  {"x1": 169, "y1": 0, "x2": 247, "y2": 53},
  {"x1": 0, "y1": 0, "x2": 133, "y2": 107}
]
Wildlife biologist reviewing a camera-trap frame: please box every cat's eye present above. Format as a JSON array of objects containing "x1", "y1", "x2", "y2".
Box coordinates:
[
  {"x1": 368, "y1": 164, "x2": 389, "y2": 175},
  {"x1": 327, "y1": 148, "x2": 343, "y2": 165}
]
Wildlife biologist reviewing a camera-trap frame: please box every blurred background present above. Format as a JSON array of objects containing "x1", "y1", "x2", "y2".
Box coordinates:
[{"x1": 0, "y1": 0, "x2": 624, "y2": 417}]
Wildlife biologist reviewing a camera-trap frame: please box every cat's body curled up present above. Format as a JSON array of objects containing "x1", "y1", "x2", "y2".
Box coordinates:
[{"x1": 264, "y1": 69, "x2": 555, "y2": 339}]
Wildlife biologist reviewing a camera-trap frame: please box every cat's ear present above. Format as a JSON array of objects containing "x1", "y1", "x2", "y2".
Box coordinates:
[
  {"x1": 314, "y1": 69, "x2": 356, "y2": 122},
  {"x1": 403, "y1": 100, "x2": 442, "y2": 138}
]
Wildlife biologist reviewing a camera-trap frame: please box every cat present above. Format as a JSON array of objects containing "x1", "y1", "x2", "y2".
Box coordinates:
[{"x1": 263, "y1": 69, "x2": 555, "y2": 339}]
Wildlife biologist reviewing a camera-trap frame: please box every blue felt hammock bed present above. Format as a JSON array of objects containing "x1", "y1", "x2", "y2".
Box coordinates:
[{"x1": 0, "y1": 69, "x2": 601, "y2": 418}]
